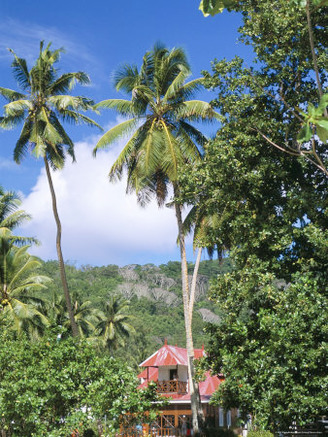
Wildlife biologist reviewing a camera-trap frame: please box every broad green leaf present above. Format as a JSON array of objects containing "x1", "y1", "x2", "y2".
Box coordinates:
[
  {"x1": 297, "y1": 123, "x2": 312, "y2": 143},
  {"x1": 199, "y1": 0, "x2": 224, "y2": 16},
  {"x1": 315, "y1": 118, "x2": 328, "y2": 130},
  {"x1": 316, "y1": 125, "x2": 328, "y2": 143}
]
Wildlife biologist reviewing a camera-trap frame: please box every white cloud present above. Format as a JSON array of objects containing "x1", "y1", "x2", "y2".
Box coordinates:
[
  {"x1": 0, "y1": 157, "x2": 17, "y2": 170},
  {"x1": 20, "y1": 134, "x2": 187, "y2": 266}
]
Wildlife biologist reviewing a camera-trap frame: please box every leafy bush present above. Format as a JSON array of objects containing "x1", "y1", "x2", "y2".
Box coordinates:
[{"x1": 248, "y1": 430, "x2": 274, "y2": 437}]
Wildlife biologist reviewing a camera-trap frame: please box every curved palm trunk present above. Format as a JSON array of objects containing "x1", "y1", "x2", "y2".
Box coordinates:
[
  {"x1": 174, "y1": 186, "x2": 204, "y2": 436},
  {"x1": 44, "y1": 158, "x2": 79, "y2": 338},
  {"x1": 189, "y1": 247, "x2": 202, "y2": 324}
]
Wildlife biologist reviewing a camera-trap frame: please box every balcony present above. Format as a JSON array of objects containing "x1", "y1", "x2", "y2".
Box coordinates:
[{"x1": 156, "y1": 380, "x2": 188, "y2": 394}]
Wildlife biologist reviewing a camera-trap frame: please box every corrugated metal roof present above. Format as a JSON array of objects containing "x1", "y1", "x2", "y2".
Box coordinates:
[
  {"x1": 139, "y1": 343, "x2": 204, "y2": 367},
  {"x1": 137, "y1": 367, "x2": 158, "y2": 380}
]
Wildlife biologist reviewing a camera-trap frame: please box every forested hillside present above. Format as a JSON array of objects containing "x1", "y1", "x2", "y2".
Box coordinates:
[{"x1": 38, "y1": 258, "x2": 232, "y2": 365}]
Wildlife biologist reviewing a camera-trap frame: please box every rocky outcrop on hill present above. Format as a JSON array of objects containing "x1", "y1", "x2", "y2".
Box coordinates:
[
  {"x1": 117, "y1": 282, "x2": 179, "y2": 306},
  {"x1": 198, "y1": 308, "x2": 220, "y2": 324},
  {"x1": 115, "y1": 264, "x2": 210, "y2": 306}
]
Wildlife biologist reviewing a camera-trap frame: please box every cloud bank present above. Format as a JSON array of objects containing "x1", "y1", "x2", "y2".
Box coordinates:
[{"x1": 20, "y1": 136, "x2": 188, "y2": 267}]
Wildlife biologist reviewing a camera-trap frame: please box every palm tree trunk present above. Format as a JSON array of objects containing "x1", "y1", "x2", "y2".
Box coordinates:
[
  {"x1": 174, "y1": 186, "x2": 204, "y2": 436},
  {"x1": 189, "y1": 247, "x2": 202, "y2": 324},
  {"x1": 44, "y1": 158, "x2": 79, "y2": 337}
]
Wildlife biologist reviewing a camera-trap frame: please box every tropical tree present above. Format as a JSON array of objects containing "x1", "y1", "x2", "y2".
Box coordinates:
[
  {"x1": 46, "y1": 290, "x2": 99, "y2": 338},
  {"x1": 0, "y1": 186, "x2": 37, "y2": 247},
  {"x1": 94, "y1": 295, "x2": 135, "y2": 353},
  {"x1": 93, "y1": 43, "x2": 218, "y2": 434},
  {"x1": 0, "y1": 244, "x2": 50, "y2": 338},
  {"x1": 0, "y1": 41, "x2": 100, "y2": 337},
  {"x1": 199, "y1": 0, "x2": 328, "y2": 176},
  {"x1": 0, "y1": 334, "x2": 159, "y2": 436},
  {"x1": 181, "y1": 0, "x2": 328, "y2": 428}
]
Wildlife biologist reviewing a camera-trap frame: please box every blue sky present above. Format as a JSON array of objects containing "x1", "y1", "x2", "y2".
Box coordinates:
[{"x1": 0, "y1": 0, "x2": 253, "y2": 266}]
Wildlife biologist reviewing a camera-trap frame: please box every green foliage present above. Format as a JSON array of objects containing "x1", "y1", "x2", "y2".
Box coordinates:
[
  {"x1": 182, "y1": 0, "x2": 328, "y2": 430},
  {"x1": 94, "y1": 295, "x2": 136, "y2": 352},
  {"x1": 0, "y1": 244, "x2": 50, "y2": 338},
  {"x1": 203, "y1": 426, "x2": 236, "y2": 437},
  {"x1": 0, "y1": 41, "x2": 99, "y2": 167},
  {"x1": 248, "y1": 431, "x2": 274, "y2": 437},
  {"x1": 0, "y1": 332, "x2": 160, "y2": 436},
  {"x1": 94, "y1": 43, "x2": 218, "y2": 206},
  {"x1": 199, "y1": 0, "x2": 237, "y2": 16},
  {"x1": 207, "y1": 268, "x2": 328, "y2": 430}
]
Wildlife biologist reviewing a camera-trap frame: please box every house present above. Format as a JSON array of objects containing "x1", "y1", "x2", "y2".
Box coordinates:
[{"x1": 134, "y1": 340, "x2": 239, "y2": 436}]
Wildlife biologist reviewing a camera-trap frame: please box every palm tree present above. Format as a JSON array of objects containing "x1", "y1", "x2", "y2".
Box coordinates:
[
  {"x1": 0, "y1": 186, "x2": 38, "y2": 247},
  {"x1": 46, "y1": 290, "x2": 99, "y2": 338},
  {"x1": 0, "y1": 41, "x2": 100, "y2": 337},
  {"x1": 0, "y1": 244, "x2": 50, "y2": 338},
  {"x1": 93, "y1": 43, "x2": 218, "y2": 434},
  {"x1": 94, "y1": 296, "x2": 135, "y2": 354},
  {"x1": 183, "y1": 206, "x2": 223, "y2": 324}
]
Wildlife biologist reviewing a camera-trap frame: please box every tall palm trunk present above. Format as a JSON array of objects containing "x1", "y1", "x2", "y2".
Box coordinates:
[
  {"x1": 174, "y1": 185, "x2": 204, "y2": 436},
  {"x1": 44, "y1": 158, "x2": 79, "y2": 338},
  {"x1": 189, "y1": 247, "x2": 202, "y2": 323}
]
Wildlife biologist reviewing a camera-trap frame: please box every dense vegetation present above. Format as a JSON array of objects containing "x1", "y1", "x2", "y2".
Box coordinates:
[
  {"x1": 186, "y1": 0, "x2": 328, "y2": 431},
  {"x1": 1, "y1": 1, "x2": 328, "y2": 433},
  {"x1": 37, "y1": 258, "x2": 231, "y2": 364},
  {"x1": 0, "y1": 332, "x2": 160, "y2": 436}
]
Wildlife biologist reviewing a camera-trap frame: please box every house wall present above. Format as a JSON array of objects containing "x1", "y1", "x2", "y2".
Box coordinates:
[{"x1": 158, "y1": 365, "x2": 188, "y2": 382}]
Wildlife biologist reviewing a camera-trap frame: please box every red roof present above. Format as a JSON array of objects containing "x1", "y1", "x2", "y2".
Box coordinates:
[
  {"x1": 138, "y1": 342, "x2": 223, "y2": 403},
  {"x1": 139, "y1": 342, "x2": 204, "y2": 367},
  {"x1": 137, "y1": 367, "x2": 158, "y2": 381}
]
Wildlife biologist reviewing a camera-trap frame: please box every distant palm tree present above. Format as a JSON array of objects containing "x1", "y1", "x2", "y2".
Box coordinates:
[
  {"x1": 94, "y1": 296, "x2": 135, "y2": 353},
  {"x1": 47, "y1": 290, "x2": 99, "y2": 338},
  {"x1": 0, "y1": 186, "x2": 38, "y2": 247},
  {"x1": 0, "y1": 41, "x2": 100, "y2": 337},
  {"x1": 183, "y1": 207, "x2": 222, "y2": 323},
  {"x1": 93, "y1": 43, "x2": 218, "y2": 433},
  {"x1": 0, "y1": 244, "x2": 50, "y2": 338}
]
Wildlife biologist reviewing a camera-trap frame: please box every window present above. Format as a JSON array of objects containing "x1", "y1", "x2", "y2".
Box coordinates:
[
  {"x1": 226, "y1": 410, "x2": 232, "y2": 428},
  {"x1": 219, "y1": 408, "x2": 224, "y2": 427},
  {"x1": 170, "y1": 368, "x2": 177, "y2": 380}
]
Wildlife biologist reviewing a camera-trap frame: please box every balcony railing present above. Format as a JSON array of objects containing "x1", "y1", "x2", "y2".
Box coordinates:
[{"x1": 156, "y1": 380, "x2": 187, "y2": 394}]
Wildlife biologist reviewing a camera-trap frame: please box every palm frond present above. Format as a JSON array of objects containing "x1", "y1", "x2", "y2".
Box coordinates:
[
  {"x1": 13, "y1": 118, "x2": 33, "y2": 163},
  {"x1": 109, "y1": 127, "x2": 144, "y2": 181},
  {"x1": 56, "y1": 108, "x2": 101, "y2": 129},
  {"x1": 160, "y1": 120, "x2": 180, "y2": 181},
  {"x1": 8, "y1": 49, "x2": 31, "y2": 90},
  {"x1": 180, "y1": 78, "x2": 205, "y2": 100},
  {"x1": 163, "y1": 68, "x2": 191, "y2": 102},
  {"x1": 178, "y1": 120, "x2": 208, "y2": 148},
  {"x1": 48, "y1": 112, "x2": 75, "y2": 155},
  {"x1": 48, "y1": 95, "x2": 94, "y2": 111},
  {"x1": 94, "y1": 117, "x2": 138, "y2": 154},
  {"x1": 4, "y1": 99, "x2": 32, "y2": 117},
  {"x1": 94, "y1": 99, "x2": 136, "y2": 116},
  {"x1": 114, "y1": 64, "x2": 140, "y2": 93},
  {"x1": 0, "y1": 87, "x2": 26, "y2": 102},
  {"x1": 49, "y1": 71, "x2": 90, "y2": 94},
  {"x1": 0, "y1": 112, "x2": 26, "y2": 129},
  {"x1": 177, "y1": 100, "x2": 220, "y2": 122}
]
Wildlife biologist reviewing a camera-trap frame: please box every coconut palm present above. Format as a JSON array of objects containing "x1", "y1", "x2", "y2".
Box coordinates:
[
  {"x1": 94, "y1": 296, "x2": 135, "y2": 354},
  {"x1": 0, "y1": 186, "x2": 38, "y2": 248},
  {"x1": 0, "y1": 41, "x2": 100, "y2": 337},
  {"x1": 46, "y1": 290, "x2": 99, "y2": 338},
  {"x1": 183, "y1": 206, "x2": 223, "y2": 323},
  {"x1": 0, "y1": 244, "x2": 50, "y2": 338},
  {"x1": 93, "y1": 43, "x2": 218, "y2": 434}
]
